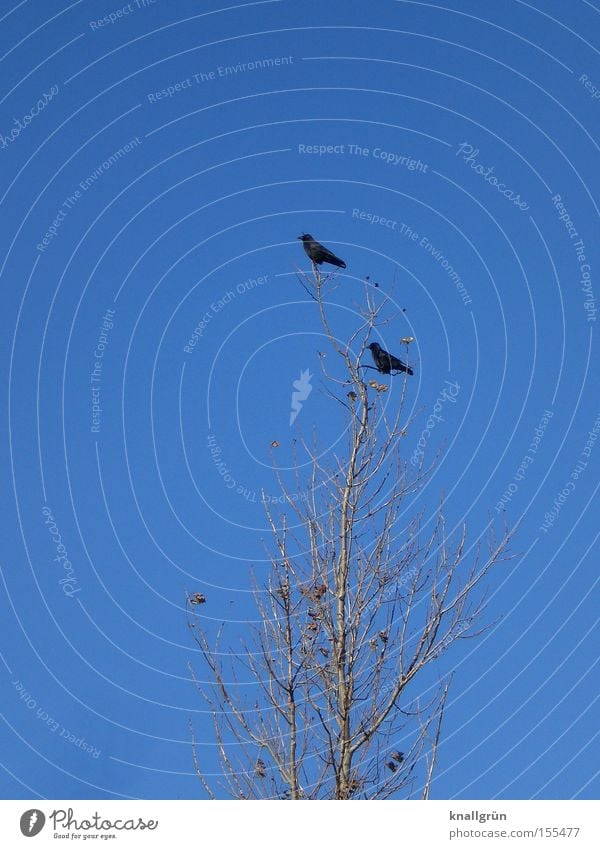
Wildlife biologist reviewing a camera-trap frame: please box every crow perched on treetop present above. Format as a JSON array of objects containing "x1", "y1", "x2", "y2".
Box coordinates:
[
  {"x1": 368, "y1": 342, "x2": 413, "y2": 376},
  {"x1": 298, "y1": 234, "x2": 346, "y2": 269}
]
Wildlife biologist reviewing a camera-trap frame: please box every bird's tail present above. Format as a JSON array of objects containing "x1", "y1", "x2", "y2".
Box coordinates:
[{"x1": 325, "y1": 254, "x2": 346, "y2": 269}]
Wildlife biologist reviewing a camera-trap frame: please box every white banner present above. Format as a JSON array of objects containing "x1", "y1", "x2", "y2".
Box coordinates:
[{"x1": 0, "y1": 800, "x2": 597, "y2": 848}]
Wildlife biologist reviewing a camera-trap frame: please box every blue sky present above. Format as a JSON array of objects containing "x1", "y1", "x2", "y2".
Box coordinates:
[{"x1": 1, "y1": 0, "x2": 598, "y2": 800}]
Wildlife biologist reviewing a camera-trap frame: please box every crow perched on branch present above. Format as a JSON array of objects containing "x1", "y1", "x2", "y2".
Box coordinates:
[
  {"x1": 368, "y1": 342, "x2": 413, "y2": 376},
  {"x1": 298, "y1": 234, "x2": 346, "y2": 269}
]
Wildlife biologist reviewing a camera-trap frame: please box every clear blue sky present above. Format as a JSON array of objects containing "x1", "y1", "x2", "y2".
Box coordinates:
[{"x1": 1, "y1": 0, "x2": 598, "y2": 800}]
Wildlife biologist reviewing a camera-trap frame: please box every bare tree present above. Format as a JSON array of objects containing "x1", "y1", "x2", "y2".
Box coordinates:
[{"x1": 189, "y1": 266, "x2": 511, "y2": 800}]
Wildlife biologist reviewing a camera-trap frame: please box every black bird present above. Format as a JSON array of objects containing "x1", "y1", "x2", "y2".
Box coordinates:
[
  {"x1": 368, "y1": 342, "x2": 413, "y2": 376},
  {"x1": 298, "y1": 234, "x2": 346, "y2": 269}
]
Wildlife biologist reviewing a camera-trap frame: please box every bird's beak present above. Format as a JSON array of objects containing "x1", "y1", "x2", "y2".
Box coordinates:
[{"x1": 297, "y1": 236, "x2": 303, "y2": 240}]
